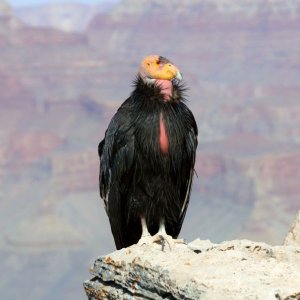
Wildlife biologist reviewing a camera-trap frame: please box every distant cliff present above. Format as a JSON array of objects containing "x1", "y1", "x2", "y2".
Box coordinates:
[
  {"x1": 14, "y1": 2, "x2": 118, "y2": 32},
  {"x1": 84, "y1": 211, "x2": 300, "y2": 300}
]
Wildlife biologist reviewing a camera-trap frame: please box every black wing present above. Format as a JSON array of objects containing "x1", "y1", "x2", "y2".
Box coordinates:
[
  {"x1": 98, "y1": 99, "x2": 135, "y2": 249},
  {"x1": 179, "y1": 128, "x2": 197, "y2": 219},
  {"x1": 174, "y1": 107, "x2": 198, "y2": 237}
]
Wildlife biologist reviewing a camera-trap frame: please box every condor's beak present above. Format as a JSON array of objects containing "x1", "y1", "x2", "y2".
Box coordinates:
[
  {"x1": 176, "y1": 71, "x2": 183, "y2": 81},
  {"x1": 171, "y1": 71, "x2": 183, "y2": 85}
]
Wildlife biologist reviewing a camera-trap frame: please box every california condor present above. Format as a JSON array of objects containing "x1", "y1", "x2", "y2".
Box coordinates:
[{"x1": 98, "y1": 55, "x2": 198, "y2": 250}]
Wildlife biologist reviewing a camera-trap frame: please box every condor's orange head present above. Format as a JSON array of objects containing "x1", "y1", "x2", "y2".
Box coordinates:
[{"x1": 139, "y1": 55, "x2": 182, "y2": 83}]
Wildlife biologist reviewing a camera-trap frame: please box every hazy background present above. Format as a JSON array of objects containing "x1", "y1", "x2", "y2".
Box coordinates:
[{"x1": 0, "y1": 0, "x2": 299, "y2": 299}]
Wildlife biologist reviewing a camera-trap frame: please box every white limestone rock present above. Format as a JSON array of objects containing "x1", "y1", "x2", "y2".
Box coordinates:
[
  {"x1": 284, "y1": 211, "x2": 300, "y2": 246},
  {"x1": 84, "y1": 213, "x2": 300, "y2": 300}
]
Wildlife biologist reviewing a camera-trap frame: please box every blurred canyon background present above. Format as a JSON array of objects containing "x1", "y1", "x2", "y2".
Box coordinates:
[{"x1": 0, "y1": 0, "x2": 300, "y2": 299}]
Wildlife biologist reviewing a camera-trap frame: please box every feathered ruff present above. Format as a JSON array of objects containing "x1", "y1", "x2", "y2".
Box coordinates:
[{"x1": 132, "y1": 75, "x2": 188, "y2": 103}]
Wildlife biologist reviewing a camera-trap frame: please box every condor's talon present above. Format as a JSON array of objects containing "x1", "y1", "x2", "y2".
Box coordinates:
[
  {"x1": 153, "y1": 233, "x2": 186, "y2": 251},
  {"x1": 137, "y1": 219, "x2": 186, "y2": 251}
]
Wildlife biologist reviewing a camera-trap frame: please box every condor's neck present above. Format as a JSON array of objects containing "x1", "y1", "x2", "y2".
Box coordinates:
[{"x1": 154, "y1": 79, "x2": 173, "y2": 101}]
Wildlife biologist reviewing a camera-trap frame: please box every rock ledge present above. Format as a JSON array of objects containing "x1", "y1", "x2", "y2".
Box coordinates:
[{"x1": 84, "y1": 212, "x2": 300, "y2": 300}]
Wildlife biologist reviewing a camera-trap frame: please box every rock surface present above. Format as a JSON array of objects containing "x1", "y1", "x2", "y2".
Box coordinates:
[
  {"x1": 84, "y1": 212, "x2": 300, "y2": 300},
  {"x1": 284, "y1": 211, "x2": 300, "y2": 246}
]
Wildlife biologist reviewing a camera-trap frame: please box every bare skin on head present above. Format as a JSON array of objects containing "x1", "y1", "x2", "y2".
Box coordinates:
[{"x1": 139, "y1": 55, "x2": 182, "y2": 100}]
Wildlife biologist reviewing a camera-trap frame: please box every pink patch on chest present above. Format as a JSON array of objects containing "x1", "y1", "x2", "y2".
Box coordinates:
[{"x1": 159, "y1": 113, "x2": 169, "y2": 154}]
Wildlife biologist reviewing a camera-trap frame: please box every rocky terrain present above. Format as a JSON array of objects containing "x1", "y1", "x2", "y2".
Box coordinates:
[
  {"x1": 84, "y1": 212, "x2": 300, "y2": 300},
  {"x1": 0, "y1": 0, "x2": 300, "y2": 299}
]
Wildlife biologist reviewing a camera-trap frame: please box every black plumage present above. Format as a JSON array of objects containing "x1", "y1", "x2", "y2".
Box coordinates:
[{"x1": 99, "y1": 76, "x2": 198, "y2": 250}]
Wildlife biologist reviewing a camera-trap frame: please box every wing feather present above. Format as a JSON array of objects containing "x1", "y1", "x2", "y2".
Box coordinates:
[
  {"x1": 98, "y1": 99, "x2": 135, "y2": 249},
  {"x1": 178, "y1": 119, "x2": 198, "y2": 228}
]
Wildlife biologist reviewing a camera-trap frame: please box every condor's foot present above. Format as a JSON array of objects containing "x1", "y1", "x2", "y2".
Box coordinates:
[
  {"x1": 152, "y1": 233, "x2": 186, "y2": 251},
  {"x1": 154, "y1": 220, "x2": 186, "y2": 251},
  {"x1": 137, "y1": 217, "x2": 186, "y2": 251},
  {"x1": 137, "y1": 233, "x2": 185, "y2": 251}
]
